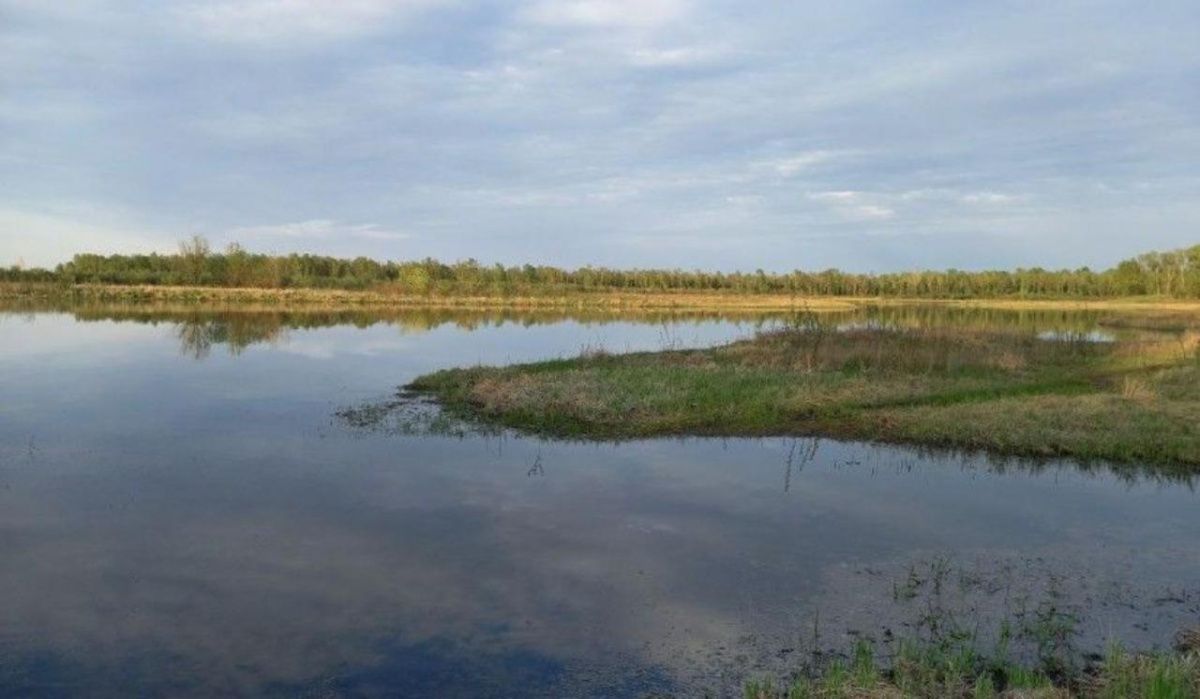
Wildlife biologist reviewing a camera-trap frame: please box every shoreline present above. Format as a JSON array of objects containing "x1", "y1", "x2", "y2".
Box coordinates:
[{"x1": 5, "y1": 282, "x2": 1200, "y2": 313}]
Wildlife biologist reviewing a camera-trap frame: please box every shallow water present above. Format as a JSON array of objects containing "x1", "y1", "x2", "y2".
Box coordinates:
[{"x1": 1, "y1": 305, "x2": 1197, "y2": 697}]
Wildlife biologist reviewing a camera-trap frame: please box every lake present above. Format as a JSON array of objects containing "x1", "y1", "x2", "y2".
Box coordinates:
[{"x1": 1, "y1": 304, "x2": 1197, "y2": 697}]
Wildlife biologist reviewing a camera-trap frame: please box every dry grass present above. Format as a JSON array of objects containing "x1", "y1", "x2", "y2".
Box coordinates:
[
  {"x1": 1177, "y1": 628, "x2": 1200, "y2": 654},
  {"x1": 10, "y1": 281, "x2": 1200, "y2": 314},
  {"x1": 0, "y1": 282, "x2": 860, "y2": 311},
  {"x1": 1120, "y1": 376, "x2": 1155, "y2": 402},
  {"x1": 873, "y1": 297, "x2": 1200, "y2": 313},
  {"x1": 722, "y1": 325, "x2": 1092, "y2": 374}
]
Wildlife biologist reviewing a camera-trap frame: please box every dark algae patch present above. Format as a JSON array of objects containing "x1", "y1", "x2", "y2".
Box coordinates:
[{"x1": 408, "y1": 318, "x2": 1200, "y2": 468}]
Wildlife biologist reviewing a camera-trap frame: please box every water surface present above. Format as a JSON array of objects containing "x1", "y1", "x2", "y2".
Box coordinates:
[{"x1": 1, "y1": 305, "x2": 1197, "y2": 697}]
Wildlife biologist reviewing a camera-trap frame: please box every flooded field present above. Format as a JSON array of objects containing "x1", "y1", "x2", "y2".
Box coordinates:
[{"x1": 1, "y1": 303, "x2": 1197, "y2": 696}]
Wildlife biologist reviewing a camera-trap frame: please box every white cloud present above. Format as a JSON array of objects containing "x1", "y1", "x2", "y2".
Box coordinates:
[
  {"x1": 628, "y1": 46, "x2": 721, "y2": 67},
  {"x1": 847, "y1": 205, "x2": 895, "y2": 221},
  {"x1": 896, "y1": 189, "x2": 1023, "y2": 207},
  {"x1": 806, "y1": 192, "x2": 895, "y2": 221},
  {"x1": 229, "y1": 220, "x2": 410, "y2": 242},
  {"x1": 961, "y1": 192, "x2": 1018, "y2": 205},
  {"x1": 179, "y1": 0, "x2": 444, "y2": 42},
  {"x1": 523, "y1": 0, "x2": 687, "y2": 28},
  {"x1": 807, "y1": 190, "x2": 860, "y2": 202},
  {"x1": 768, "y1": 151, "x2": 843, "y2": 177},
  {"x1": 488, "y1": 190, "x2": 580, "y2": 207},
  {"x1": 897, "y1": 188, "x2": 955, "y2": 202}
]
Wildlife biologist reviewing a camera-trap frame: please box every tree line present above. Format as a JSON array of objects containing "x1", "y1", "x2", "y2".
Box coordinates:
[{"x1": 4, "y1": 236, "x2": 1200, "y2": 299}]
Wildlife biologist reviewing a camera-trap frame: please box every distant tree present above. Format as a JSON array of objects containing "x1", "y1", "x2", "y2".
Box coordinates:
[
  {"x1": 401, "y1": 265, "x2": 432, "y2": 294},
  {"x1": 179, "y1": 235, "x2": 211, "y2": 285},
  {"x1": 225, "y1": 242, "x2": 253, "y2": 287},
  {"x1": 25, "y1": 240, "x2": 1200, "y2": 300}
]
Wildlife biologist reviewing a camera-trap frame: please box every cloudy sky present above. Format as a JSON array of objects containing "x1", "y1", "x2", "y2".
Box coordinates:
[{"x1": 2, "y1": 1, "x2": 1198, "y2": 272}]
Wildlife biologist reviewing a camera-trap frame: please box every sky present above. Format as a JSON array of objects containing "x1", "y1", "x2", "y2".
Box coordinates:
[{"x1": 1, "y1": 1, "x2": 1198, "y2": 273}]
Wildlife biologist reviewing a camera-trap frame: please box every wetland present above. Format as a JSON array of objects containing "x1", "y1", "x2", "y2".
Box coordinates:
[{"x1": 1, "y1": 300, "x2": 1198, "y2": 696}]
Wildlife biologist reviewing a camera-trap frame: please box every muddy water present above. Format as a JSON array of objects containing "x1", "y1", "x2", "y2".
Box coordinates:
[{"x1": 0, "y1": 305, "x2": 1196, "y2": 697}]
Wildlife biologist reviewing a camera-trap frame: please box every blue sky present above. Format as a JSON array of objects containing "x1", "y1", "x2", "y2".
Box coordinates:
[{"x1": 2, "y1": 1, "x2": 1198, "y2": 271}]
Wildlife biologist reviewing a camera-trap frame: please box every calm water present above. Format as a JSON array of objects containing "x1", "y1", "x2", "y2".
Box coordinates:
[{"x1": 1, "y1": 305, "x2": 1198, "y2": 697}]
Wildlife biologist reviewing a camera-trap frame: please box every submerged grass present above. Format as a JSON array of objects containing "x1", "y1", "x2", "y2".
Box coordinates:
[
  {"x1": 738, "y1": 555, "x2": 1200, "y2": 698},
  {"x1": 409, "y1": 318, "x2": 1200, "y2": 466},
  {"x1": 742, "y1": 637, "x2": 1200, "y2": 698}
]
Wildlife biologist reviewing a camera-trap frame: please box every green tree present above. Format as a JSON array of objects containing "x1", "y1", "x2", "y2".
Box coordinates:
[{"x1": 179, "y1": 235, "x2": 211, "y2": 285}]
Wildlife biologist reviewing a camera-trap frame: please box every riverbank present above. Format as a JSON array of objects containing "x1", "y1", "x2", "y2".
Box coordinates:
[
  {"x1": 0, "y1": 282, "x2": 858, "y2": 311},
  {"x1": 408, "y1": 322, "x2": 1200, "y2": 467},
  {"x1": 7, "y1": 282, "x2": 1200, "y2": 313}
]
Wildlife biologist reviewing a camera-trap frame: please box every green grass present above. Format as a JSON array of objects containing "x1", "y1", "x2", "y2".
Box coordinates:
[
  {"x1": 408, "y1": 320, "x2": 1200, "y2": 468},
  {"x1": 742, "y1": 636, "x2": 1200, "y2": 698},
  {"x1": 734, "y1": 557, "x2": 1200, "y2": 698}
]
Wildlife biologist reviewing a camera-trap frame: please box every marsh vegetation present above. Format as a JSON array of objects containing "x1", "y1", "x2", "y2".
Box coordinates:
[
  {"x1": 743, "y1": 634, "x2": 1200, "y2": 698},
  {"x1": 5, "y1": 302, "x2": 1200, "y2": 696},
  {"x1": 738, "y1": 555, "x2": 1200, "y2": 698},
  {"x1": 410, "y1": 315, "x2": 1200, "y2": 466}
]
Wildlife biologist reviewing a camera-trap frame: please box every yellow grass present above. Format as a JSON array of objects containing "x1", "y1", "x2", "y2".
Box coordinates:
[
  {"x1": 2, "y1": 283, "x2": 862, "y2": 311},
  {"x1": 863, "y1": 296, "x2": 1200, "y2": 313},
  {"x1": 9, "y1": 282, "x2": 1200, "y2": 313}
]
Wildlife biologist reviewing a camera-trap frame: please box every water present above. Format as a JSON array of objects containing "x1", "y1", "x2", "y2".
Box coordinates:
[{"x1": 1, "y1": 305, "x2": 1198, "y2": 697}]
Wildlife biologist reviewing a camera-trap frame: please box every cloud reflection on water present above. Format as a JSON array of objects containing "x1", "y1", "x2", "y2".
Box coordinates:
[{"x1": 0, "y1": 306, "x2": 1197, "y2": 696}]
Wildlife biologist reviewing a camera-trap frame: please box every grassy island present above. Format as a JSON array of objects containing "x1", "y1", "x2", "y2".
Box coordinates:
[{"x1": 409, "y1": 319, "x2": 1200, "y2": 467}]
